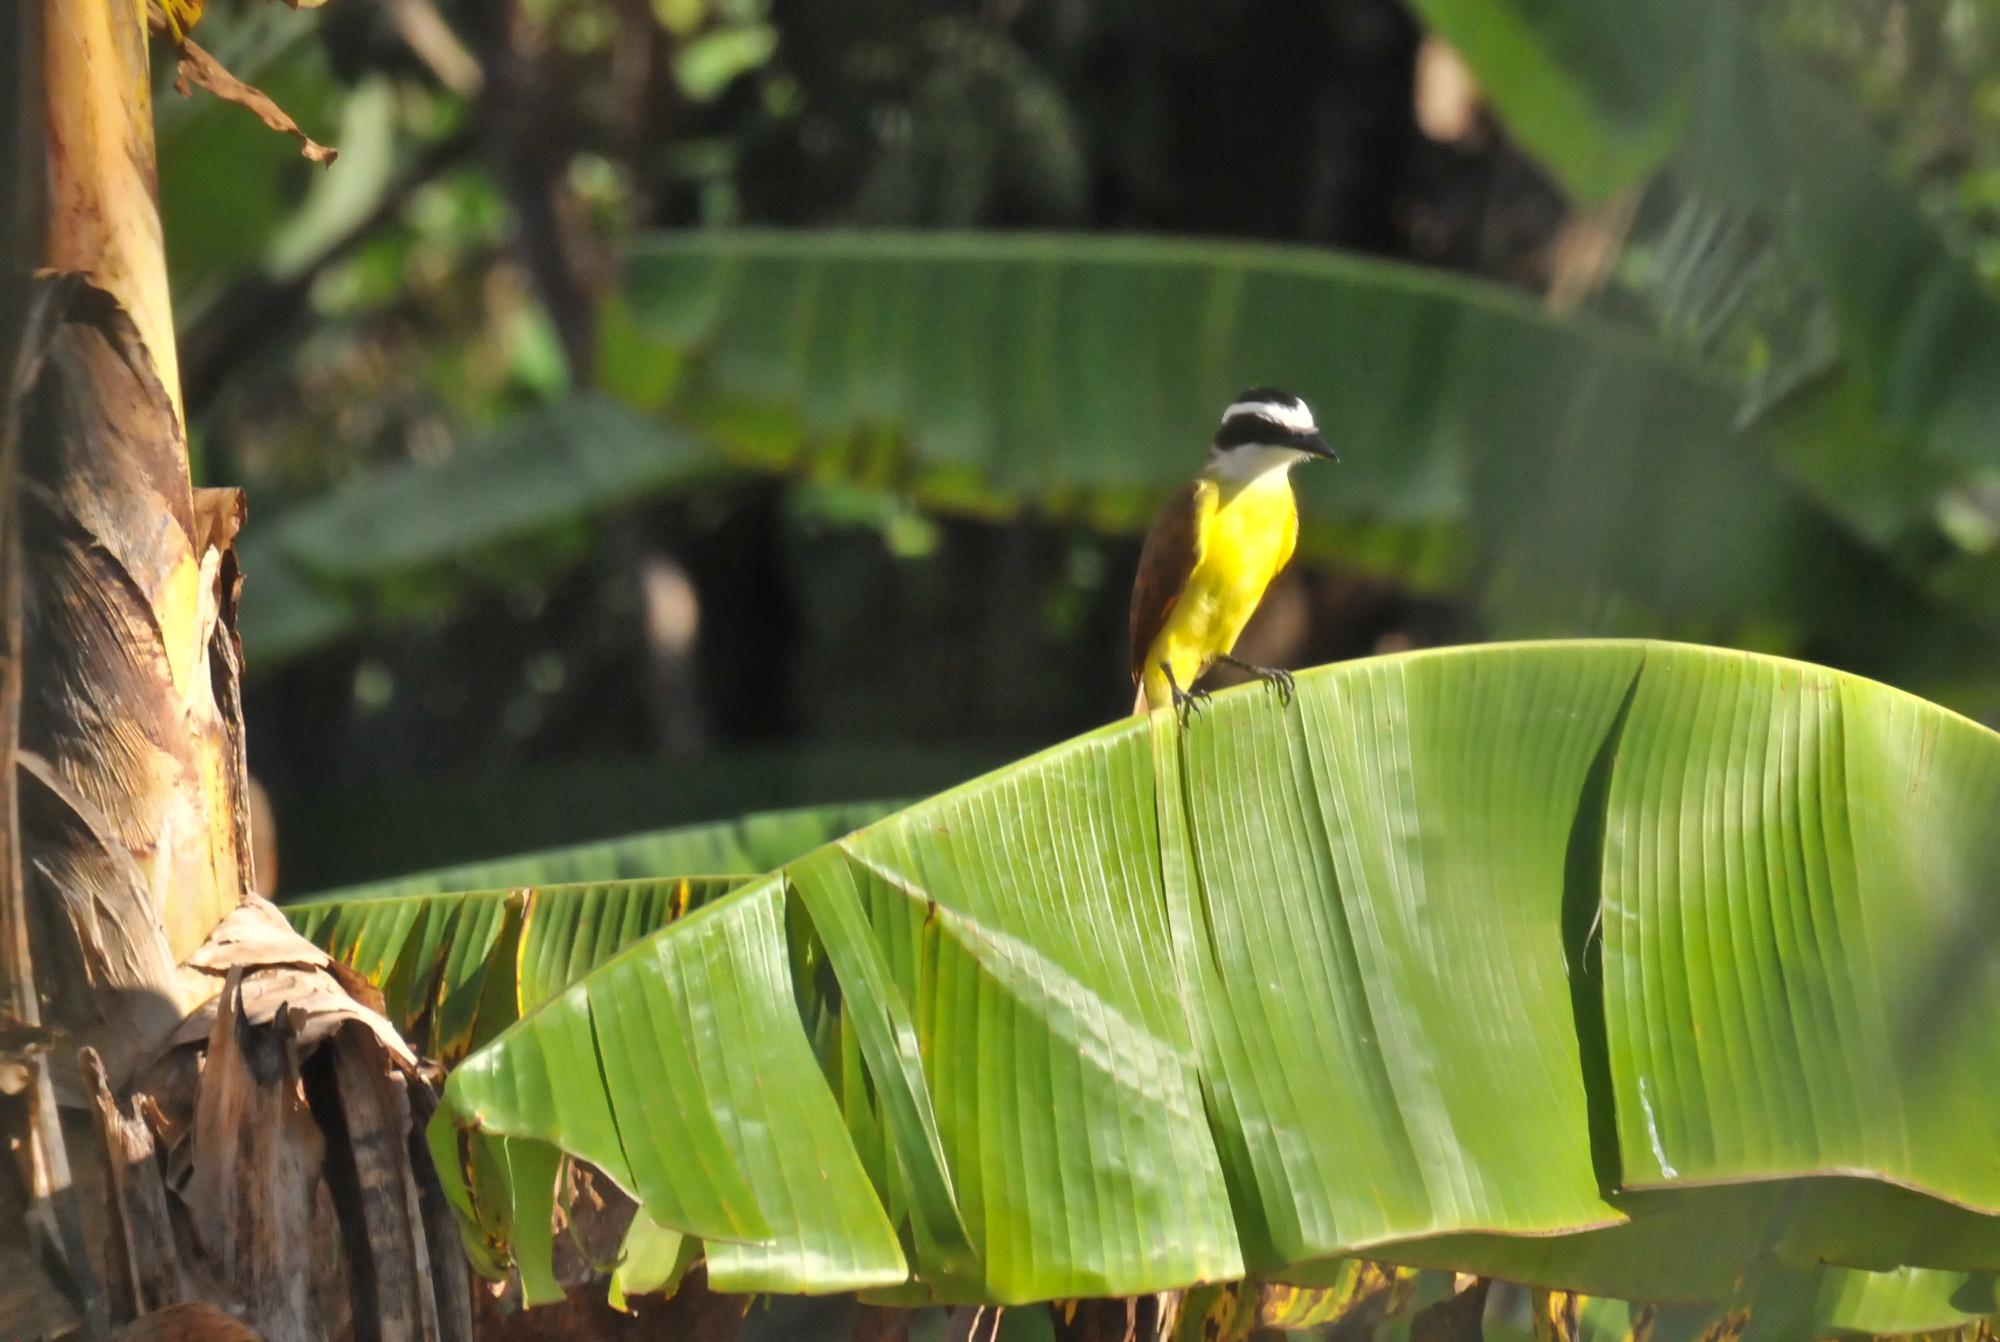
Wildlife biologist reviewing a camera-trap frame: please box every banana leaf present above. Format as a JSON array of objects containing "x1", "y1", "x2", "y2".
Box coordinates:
[
  {"x1": 237, "y1": 231, "x2": 1873, "y2": 671},
  {"x1": 234, "y1": 394, "x2": 707, "y2": 664},
  {"x1": 289, "y1": 875, "x2": 747, "y2": 1062},
  {"x1": 286, "y1": 800, "x2": 905, "y2": 1059},
  {"x1": 1532, "y1": 1266, "x2": 1999, "y2": 1341},
  {"x1": 1406, "y1": 0, "x2": 2000, "y2": 481},
  {"x1": 607, "y1": 230, "x2": 1838, "y2": 638},
  {"x1": 424, "y1": 640, "x2": 2000, "y2": 1325}
]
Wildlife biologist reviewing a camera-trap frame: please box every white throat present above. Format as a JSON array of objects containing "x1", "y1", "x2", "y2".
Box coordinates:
[{"x1": 1207, "y1": 443, "x2": 1308, "y2": 484}]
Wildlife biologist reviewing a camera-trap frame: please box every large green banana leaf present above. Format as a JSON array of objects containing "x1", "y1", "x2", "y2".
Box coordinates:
[
  {"x1": 1405, "y1": 0, "x2": 2000, "y2": 483},
  {"x1": 606, "y1": 231, "x2": 1839, "y2": 632},
  {"x1": 234, "y1": 395, "x2": 708, "y2": 665},
  {"x1": 1530, "y1": 1264, "x2": 1999, "y2": 1342},
  {"x1": 423, "y1": 640, "x2": 2000, "y2": 1329},
  {"x1": 289, "y1": 875, "x2": 746, "y2": 1061},
  {"x1": 285, "y1": 801, "x2": 901, "y2": 1060},
  {"x1": 235, "y1": 232, "x2": 1867, "y2": 670}
]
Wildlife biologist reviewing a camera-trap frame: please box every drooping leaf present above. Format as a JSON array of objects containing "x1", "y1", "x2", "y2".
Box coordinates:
[
  {"x1": 439, "y1": 885, "x2": 908, "y2": 1294},
  {"x1": 157, "y1": 10, "x2": 344, "y2": 306},
  {"x1": 238, "y1": 231, "x2": 1886, "y2": 673},
  {"x1": 288, "y1": 875, "x2": 745, "y2": 1060},
  {"x1": 233, "y1": 394, "x2": 712, "y2": 663},
  {"x1": 1532, "y1": 1265, "x2": 1999, "y2": 1341},
  {"x1": 606, "y1": 230, "x2": 1839, "y2": 639},
  {"x1": 430, "y1": 641, "x2": 2000, "y2": 1317},
  {"x1": 1407, "y1": 0, "x2": 2000, "y2": 480},
  {"x1": 167, "y1": 35, "x2": 338, "y2": 165},
  {"x1": 607, "y1": 1214, "x2": 698, "y2": 1312}
]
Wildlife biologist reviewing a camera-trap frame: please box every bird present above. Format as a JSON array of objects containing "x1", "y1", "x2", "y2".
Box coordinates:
[{"x1": 1128, "y1": 387, "x2": 1337, "y2": 720}]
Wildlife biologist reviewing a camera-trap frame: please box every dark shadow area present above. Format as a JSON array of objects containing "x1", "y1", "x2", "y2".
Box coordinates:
[{"x1": 1561, "y1": 659, "x2": 1643, "y2": 1196}]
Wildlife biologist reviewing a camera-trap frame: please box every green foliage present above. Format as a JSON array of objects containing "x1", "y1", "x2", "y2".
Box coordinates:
[
  {"x1": 412, "y1": 641, "x2": 2000, "y2": 1319},
  {"x1": 157, "y1": 5, "x2": 348, "y2": 306},
  {"x1": 166, "y1": 2, "x2": 2000, "y2": 1332},
  {"x1": 1410, "y1": 0, "x2": 2000, "y2": 505},
  {"x1": 1400, "y1": 0, "x2": 1690, "y2": 202},
  {"x1": 174, "y1": 0, "x2": 2000, "y2": 724},
  {"x1": 247, "y1": 230, "x2": 1881, "y2": 668},
  {"x1": 291, "y1": 874, "x2": 744, "y2": 1061},
  {"x1": 235, "y1": 396, "x2": 705, "y2": 662}
]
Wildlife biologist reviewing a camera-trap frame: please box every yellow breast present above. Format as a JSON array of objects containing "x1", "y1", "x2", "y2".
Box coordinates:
[{"x1": 1141, "y1": 473, "x2": 1298, "y2": 707}]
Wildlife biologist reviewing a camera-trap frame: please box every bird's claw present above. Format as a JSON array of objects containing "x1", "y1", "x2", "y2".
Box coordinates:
[
  {"x1": 1171, "y1": 683, "x2": 1211, "y2": 727},
  {"x1": 1161, "y1": 662, "x2": 1210, "y2": 727},
  {"x1": 1222, "y1": 656, "x2": 1296, "y2": 707}
]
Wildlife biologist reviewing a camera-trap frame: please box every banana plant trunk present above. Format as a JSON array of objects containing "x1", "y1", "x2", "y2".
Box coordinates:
[{"x1": 1, "y1": 3, "x2": 469, "y2": 1339}]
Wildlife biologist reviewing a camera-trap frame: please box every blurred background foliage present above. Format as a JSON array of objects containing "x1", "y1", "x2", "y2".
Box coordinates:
[{"x1": 165, "y1": 0, "x2": 2000, "y2": 894}]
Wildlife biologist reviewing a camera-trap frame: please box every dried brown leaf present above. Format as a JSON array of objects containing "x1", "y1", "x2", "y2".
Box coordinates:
[
  {"x1": 182, "y1": 971, "x2": 325, "y2": 1342},
  {"x1": 191, "y1": 487, "x2": 245, "y2": 556},
  {"x1": 169, "y1": 900, "x2": 417, "y2": 1067},
  {"x1": 181, "y1": 899, "x2": 331, "y2": 977},
  {"x1": 150, "y1": 9, "x2": 337, "y2": 165},
  {"x1": 84, "y1": 1049, "x2": 194, "y2": 1319}
]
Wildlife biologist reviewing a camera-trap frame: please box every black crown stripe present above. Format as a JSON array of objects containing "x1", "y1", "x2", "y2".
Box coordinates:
[{"x1": 1213, "y1": 414, "x2": 1316, "y2": 450}]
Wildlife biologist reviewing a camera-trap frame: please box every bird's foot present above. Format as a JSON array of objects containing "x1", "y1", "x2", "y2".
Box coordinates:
[
  {"x1": 1171, "y1": 682, "x2": 1212, "y2": 726},
  {"x1": 1220, "y1": 655, "x2": 1296, "y2": 706},
  {"x1": 1162, "y1": 664, "x2": 1211, "y2": 727}
]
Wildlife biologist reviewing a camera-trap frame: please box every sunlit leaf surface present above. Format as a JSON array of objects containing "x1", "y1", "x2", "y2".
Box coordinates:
[
  {"x1": 290, "y1": 875, "x2": 743, "y2": 1060},
  {"x1": 418, "y1": 641, "x2": 2000, "y2": 1319}
]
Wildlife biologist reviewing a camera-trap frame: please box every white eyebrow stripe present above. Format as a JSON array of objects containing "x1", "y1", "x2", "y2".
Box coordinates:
[{"x1": 1221, "y1": 398, "x2": 1316, "y2": 433}]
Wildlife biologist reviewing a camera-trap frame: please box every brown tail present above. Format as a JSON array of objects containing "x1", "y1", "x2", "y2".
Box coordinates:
[{"x1": 1131, "y1": 682, "x2": 1150, "y2": 717}]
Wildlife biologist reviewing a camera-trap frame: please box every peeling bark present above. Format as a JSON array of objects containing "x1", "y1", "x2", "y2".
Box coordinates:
[
  {"x1": 183, "y1": 974, "x2": 326, "y2": 1342},
  {"x1": 63, "y1": 918, "x2": 477, "y2": 1342},
  {"x1": 17, "y1": 277, "x2": 245, "y2": 1083},
  {"x1": 84, "y1": 1049, "x2": 190, "y2": 1321},
  {"x1": 4, "y1": 4, "x2": 471, "y2": 1341},
  {"x1": 3, "y1": 274, "x2": 109, "y2": 1342}
]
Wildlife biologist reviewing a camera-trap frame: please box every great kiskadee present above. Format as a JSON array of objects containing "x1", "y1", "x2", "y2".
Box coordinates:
[{"x1": 1129, "y1": 387, "x2": 1337, "y2": 718}]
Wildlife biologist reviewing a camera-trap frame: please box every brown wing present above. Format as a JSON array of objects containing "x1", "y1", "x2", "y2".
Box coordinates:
[{"x1": 1128, "y1": 481, "x2": 1203, "y2": 684}]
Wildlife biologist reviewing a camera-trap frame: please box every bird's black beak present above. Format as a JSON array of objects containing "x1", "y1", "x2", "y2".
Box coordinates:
[{"x1": 1298, "y1": 431, "x2": 1338, "y2": 462}]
